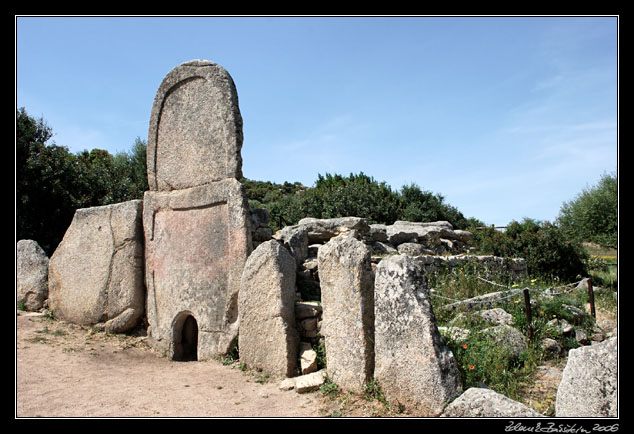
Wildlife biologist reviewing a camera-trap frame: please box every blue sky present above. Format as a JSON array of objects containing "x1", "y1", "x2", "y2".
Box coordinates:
[{"x1": 16, "y1": 16, "x2": 618, "y2": 226}]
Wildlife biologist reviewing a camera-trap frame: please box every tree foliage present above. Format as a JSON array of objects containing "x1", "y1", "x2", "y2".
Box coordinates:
[
  {"x1": 557, "y1": 172, "x2": 617, "y2": 249},
  {"x1": 470, "y1": 218, "x2": 588, "y2": 281},
  {"x1": 16, "y1": 108, "x2": 148, "y2": 255},
  {"x1": 242, "y1": 172, "x2": 480, "y2": 232},
  {"x1": 19, "y1": 107, "x2": 612, "y2": 283}
]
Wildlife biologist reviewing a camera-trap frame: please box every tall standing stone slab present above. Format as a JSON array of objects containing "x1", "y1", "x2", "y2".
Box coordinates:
[
  {"x1": 17, "y1": 240, "x2": 49, "y2": 311},
  {"x1": 48, "y1": 200, "x2": 145, "y2": 333},
  {"x1": 238, "y1": 240, "x2": 298, "y2": 378},
  {"x1": 143, "y1": 60, "x2": 251, "y2": 361},
  {"x1": 147, "y1": 59, "x2": 243, "y2": 191},
  {"x1": 318, "y1": 234, "x2": 374, "y2": 392},
  {"x1": 556, "y1": 337, "x2": 618, "y2": 417},
  {"x1": 374, "y1": 254, "x2": 462, "y2": 416},
  {"x1": 144, "y1": 178, "x2": 251, "y2": 360}
]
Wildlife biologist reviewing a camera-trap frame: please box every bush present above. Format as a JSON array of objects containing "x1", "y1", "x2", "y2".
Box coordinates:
[
  {"x1": 557, "y1": 172, "x2": 617, "y2": 249},
  {"x1": 242, "y1": 172, "x2": 480, "y2": 232},
  {"x1": 16, "y1": 108, "x2": 148, "y2": 255},
  {"x1": 470, "y1": 219, "x2": 587, "y2": 281}
]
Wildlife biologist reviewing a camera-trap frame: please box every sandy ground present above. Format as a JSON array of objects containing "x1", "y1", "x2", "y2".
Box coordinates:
[
  {"x1": 15, "y1": 312, "x2": 322, "y2": 419},
  {"x1": 16, "y1": 304, "x2": 617, "y2": 419}
]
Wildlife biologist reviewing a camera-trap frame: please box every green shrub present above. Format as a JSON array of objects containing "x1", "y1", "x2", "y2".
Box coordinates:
[
  {"x1": 470, "y1": 219, "x2": 588, "y2": 281},
  {"x1": 557, "y1": 172, "x2": 617, "y2": 249}
]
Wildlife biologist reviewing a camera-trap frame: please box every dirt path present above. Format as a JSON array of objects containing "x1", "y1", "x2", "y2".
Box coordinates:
[{"x1": 15, "y1": 312, "x2": 322, "y2": 418}]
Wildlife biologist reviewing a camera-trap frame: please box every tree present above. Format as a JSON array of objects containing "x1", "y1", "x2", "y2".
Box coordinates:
[
  {"x1": 17, "y1": 108, "x2": 80, "y2": 255},
  {"x1": 471, "y1": 218, "x2": 588, "y2": 281},
  {"x1": 307, "y1": 172, "x2": 402, "y2": 225},
  {"x1": 16, "y1": 108, "x2": 149, "y2": 255},
  {"x1": 399, "y1": 183, "x2": 470, "y2": 229},
  {"x1": 557, "y1": 172, "x2": 618, "y2": 248}
]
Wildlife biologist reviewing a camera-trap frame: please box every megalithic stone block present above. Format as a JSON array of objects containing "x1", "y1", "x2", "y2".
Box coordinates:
[
  {"x1": 374, "y1": 254, "x2": 462, "y2": 416},
  {"x1": 318, "y1": 234, "x2": 375, "y2": 392},
  {"x1": 147, "y1": 59, "x2": 244, "y2": 192},
  {"x1": 143, "y1": 180, "x2": 251, "y2": 360},
  {"x1": 48, "y1": 200, "x2": 145, "y2": 333},
  {"x1": 143, "y1": 60, "x2": 251, "y2": 361},
  {"x1": 238, "y1": 240, "x2": 299, "y2": 378}
]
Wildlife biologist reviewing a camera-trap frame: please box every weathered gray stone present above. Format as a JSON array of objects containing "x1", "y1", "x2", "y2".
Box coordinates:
[
  {"x1": 318, "y1": 234, "x2": 374, "y2": 392},
  {"x1": 48, "y1": 200, "x2": 144, "y2": 333},
  {"x1": 479, "y1": 308, "x2": 514, "y2": 325},
  {"x1": 556, "y1": 337, "x2": 618, "y2": 417},
  {"x1": 274, "y1": 226, "x2": 309, "y2": 265},
  {"x1": 17, "y1": 240, "x2": 49, "y2": 311},
  {"x1": 143, "y1": 179, "x2": 251, "y2": 360},
  {"x1": 301, "y1": 257, "x2": 319, "y2": 273},
  {"x1": 547, "y1": 318, "x2": 574, "y2": 335},
  {"x1": 296, "y1": 217, "x2": 370, "y2": 243},
  {"x1": 369, "y1": 224, "x2": 388, "y2": 242},
  {"x1": 374, "y1": 254, "x2": 462, "y2": 416},
  {"x1": 450, "y1": 229, "x2": 474, "y2": 243},
  {"x1": 385, "y1": 221, "x2": 451, "y2": 246},
  {"x1": 561, "y1": 304, "x2": 587, "y2": 324},
  {"x1": 295, "y1": 301, "x2": 322, "y2": 320},
  {"x1": 279, "y1": 377, "x2": 296, "y2": 391},
  {"x1": 299, "y1": 342, "x2": 318, "y2": 374},
  {"x1": 295, "y1": 369, "x2": 328, "y2": 393},
  {"x1": 371, "y1": 241, "x2": 398, "y2": 255},
  {"x1": 147, "y1": 60, "x2": 243, "y2": 191},
  {"x1": 480, "y1": 325, "x2": 528, "y2": 359},
  {"x1": 238, "y1": 240, "x2": 298, "y2": 378},
  {"x1": 441, "y1": 387, "x2": 544, "y2": 417},
  {"x1": 539, "y1": 337, "x2": 562, "y2": 355},
  {"x1": 397, "y1": 242, "x2": 433, "y2": 256},
  {"x1": 438, "y1": 326, "x2": 472, "y2": 344}
]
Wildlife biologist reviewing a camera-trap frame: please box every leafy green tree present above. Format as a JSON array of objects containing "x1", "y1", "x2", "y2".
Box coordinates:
[
  {"x1": 17, "y1": 108, "x2": 80, "y2": 255},
  {"x1": 16, "y1": 108, "x2": 149, "y2": 255},
  {"x1": 471, "y1": 218, "x2": 587, "y2": 281},
  {"x1": 110, "y1": 137, "x2": 149, "y2": 203},
  {"x1": 557, "y1": 172, "x2": 618, "y2": 248},
  {"x1": 305, "y1": 172, "x2": 402, "y2": 225},
  {"x1": 398, "y1": 183, "x2": 470, "y2": 229}
]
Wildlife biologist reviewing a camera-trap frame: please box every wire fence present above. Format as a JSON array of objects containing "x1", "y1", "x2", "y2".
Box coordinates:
[
  {"x1": 430, "y1": 276, "x2": 586, "y2": 306},
  {"x1": 429, "y1": 276, "x2": 596, "y2": 340}
]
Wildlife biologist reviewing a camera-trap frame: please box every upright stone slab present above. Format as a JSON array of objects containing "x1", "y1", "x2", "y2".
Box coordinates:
[
  {"x1": 318, "y1": 234, "x2": 374, "y2": 392},
  {"x1": 374, "y1": 254, "x2": 462, "y2": 416},
  {"x1": 238, "y1": 240, "x2": 298, "y2": 378},
  {"x1": 48, "y1": 200, "x2": 145, "y2": 333},
  {"x1": 556, "y1": 337, "x2": 618, "y2": 417},
  {"x1": 147, "y1": 59, "x2": 243, "y2": 191},
  {"x1": 143, "y1": 60, "x2": 251, "y2": 361},
  {"x1": 17, "y1": 240, "x2": 49, "y2": 311}
]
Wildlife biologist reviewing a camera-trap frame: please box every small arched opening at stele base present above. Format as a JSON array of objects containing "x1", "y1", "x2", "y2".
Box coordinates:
[{"x1": 172, "y1": 312, "x2": 199, "y2": 362}]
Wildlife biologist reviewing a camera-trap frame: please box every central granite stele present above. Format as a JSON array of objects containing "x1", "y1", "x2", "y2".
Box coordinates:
[{"x1": 143, "y1": 60, "x2": 252, "y2": 361}]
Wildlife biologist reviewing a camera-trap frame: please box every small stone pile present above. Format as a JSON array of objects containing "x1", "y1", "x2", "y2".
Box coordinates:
[
  {"x1": 368, "y1": 220, "x2": 474, "y2": 256},
  {"x1": 273, "y1": 216, "x2": 498, "y2": 302}
]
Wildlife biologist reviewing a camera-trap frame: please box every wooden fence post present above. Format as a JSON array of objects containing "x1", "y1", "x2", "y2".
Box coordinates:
[
  {"x1": 587, "y1": 277, "x2": 596, "y2": 319},
  {"x1": 523, "y1": 288, "x2": 533, "y2": 341}
]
